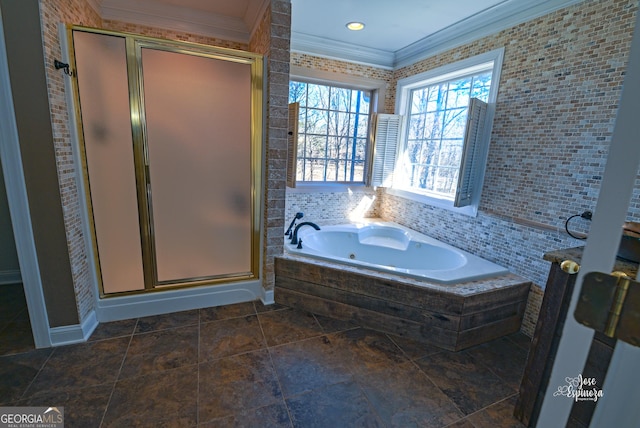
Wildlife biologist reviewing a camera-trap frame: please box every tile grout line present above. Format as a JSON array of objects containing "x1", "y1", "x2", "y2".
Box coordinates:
[
  {"x1": 400, "y1": 346, "x2": 468, "y2": 423},
  {"x1": 441, "y1": 391, "x2": 521, "y2": 428},
  {"x1": 348, "y1": 371, "x2": 387, "y2": 426},
  {"x1": 506, "y1": 331, "x2": 533, "y2": 352},
  {"x1": 410, "y1": 359, "x2": 469, "y2": 428},
  {"x1": 198, "y1": 304, "x2": 269, "y2": 365},
  {"x1": 463, "y1": 345, "x2": 523, "y2": 392},
  {"x1": 98, "y1": 318, "x2": 138, "y2": 428},
  {"x1": 255, "y1": 302, "x2": 295, "y2": 428},
  {"x1": 264, "y1": 327, "x2": 347, "y2": 352},
  {"x1": 17, "y1": 347, "x2": 56, "y2": 402}
]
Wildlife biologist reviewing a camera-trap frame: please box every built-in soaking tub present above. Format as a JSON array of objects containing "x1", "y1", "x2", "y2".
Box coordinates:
[
  {"x1": 275, "y1": 221, "x2": 532, "y2": 351},
  {"x1": 286, "y1": 222, "x2": 508, "y2": 284}
]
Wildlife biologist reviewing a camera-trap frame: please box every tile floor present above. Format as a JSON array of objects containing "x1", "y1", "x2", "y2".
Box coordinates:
[
  {"x1": 0, "y1": 283, "x2": 35, "y2": 356},
  {"x1": 0, "y1": 285, "x2": 530, "y2": 427}
]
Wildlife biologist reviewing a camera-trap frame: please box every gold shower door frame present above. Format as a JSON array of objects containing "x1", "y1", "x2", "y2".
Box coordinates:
[{"x1": 68, "y1": 26, "x2": 263, "y2": 296}]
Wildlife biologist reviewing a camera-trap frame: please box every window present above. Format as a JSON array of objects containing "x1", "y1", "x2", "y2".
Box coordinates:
[
  {"x1": 400, "y1": 73, "x2": 490, "y2": 197},
  {"x1": 289, "y1": 80, "x2": 371, "y2": 183},
  {"x1": 386, "y1": 48, "x2": 504, "y2": 216}
]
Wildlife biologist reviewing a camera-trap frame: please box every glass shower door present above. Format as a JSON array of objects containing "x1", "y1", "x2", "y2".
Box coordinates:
[
  {"x1": 73, "y1": 31, "x2": 146, "y2": 294},
  {"x1": 139, "y1": 46, "x2": 253, "y2": 285},
  {"x1": 71, "y1": 28, "x2": 262, "y2": 295}
]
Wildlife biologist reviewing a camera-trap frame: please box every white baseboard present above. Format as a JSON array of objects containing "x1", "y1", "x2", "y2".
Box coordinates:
[
  {"x1": 261, "y1": 288, "x2": 275, "y2": 305},
  {"x1": 0, "y1": 269, "x2": 21, "y2": 285},
  {"x1": 49, "y1": 282, "x2": 273, "y2": 346},
  {"x1": 49, "y1": 309, "x2": 98, "y2": 346},
  {"x1": 96, "y1": 280, "x2": 264, "y2": 322}
]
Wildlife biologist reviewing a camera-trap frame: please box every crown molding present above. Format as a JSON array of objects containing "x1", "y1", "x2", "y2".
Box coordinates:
[
  {"x1": 291, "y1": 0, "x2": 586, "y2": 70},
  {"x1": 99, "y1": 0, "x2": 250, "y2": 43},
  {"x1": 291, "y1": 32, "x2": 395, "y2": 70},
  {"x1": 394, "y1": 0, "x2": 585, "y2": 69}
]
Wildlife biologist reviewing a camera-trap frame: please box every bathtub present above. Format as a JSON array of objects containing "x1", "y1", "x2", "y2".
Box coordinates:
[{"x1": 285, "y1": 221, "x2": 509, "y2": 284}]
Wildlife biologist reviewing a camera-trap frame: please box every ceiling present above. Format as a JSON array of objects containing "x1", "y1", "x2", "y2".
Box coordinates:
[{"x1": 94, "y1": 0, "x2": 584, "y2": 69}]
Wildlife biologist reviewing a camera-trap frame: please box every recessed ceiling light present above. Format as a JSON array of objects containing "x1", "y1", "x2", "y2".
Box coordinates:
[{"x1": 346, "y1": 22, "x2": 365, "y2": 31}]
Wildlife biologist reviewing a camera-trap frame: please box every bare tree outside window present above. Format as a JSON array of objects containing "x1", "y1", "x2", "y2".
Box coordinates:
[
  {"x1": 399, "y1": 72, "x2": 491, "y2": 198},
  {"x1": 289, "y1": 81, "x2": 371, "y2": 183}
]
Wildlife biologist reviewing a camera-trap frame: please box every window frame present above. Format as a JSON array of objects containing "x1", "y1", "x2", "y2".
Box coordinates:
[
  {"x1": 389, "y1": 48, "x2": 504, "y2": 216},
  {"x1": 288, "y1": 65, "x2": 387, "y2": 193}
]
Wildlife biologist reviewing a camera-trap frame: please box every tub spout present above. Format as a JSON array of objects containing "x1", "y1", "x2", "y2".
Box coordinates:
[{"x1": 291, "y1": 222, "x2": 320, "y2": 245}]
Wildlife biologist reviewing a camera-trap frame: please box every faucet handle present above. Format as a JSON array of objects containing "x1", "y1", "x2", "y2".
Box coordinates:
[{"x1": 297, "y1": 239, "x2": 303, "y2": 249}]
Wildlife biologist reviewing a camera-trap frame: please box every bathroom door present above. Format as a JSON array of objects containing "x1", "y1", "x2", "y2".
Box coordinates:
[
  {"x1": 70, "y1": 28, "x2": 263, "y2": 295},
  {"x1": 536, "y1": 9, "x2": 640, "y2": 426}
]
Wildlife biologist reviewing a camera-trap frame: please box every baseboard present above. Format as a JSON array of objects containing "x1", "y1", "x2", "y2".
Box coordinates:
[
  {"x1": 261, "y1": 288, "x2": 275, "y2": 305},
  {"x1": 49, "y1": 309, "x2": 98, "y2": 346},
  {"x1": 0, "y1": 269, "x2": 21, "y2": 285},
  {"x1": 96, "y1": 280, "x2": 264, "y2": 322},
  {"x1": 43, "y1": 283, "x2": 273, "y2": 346}
]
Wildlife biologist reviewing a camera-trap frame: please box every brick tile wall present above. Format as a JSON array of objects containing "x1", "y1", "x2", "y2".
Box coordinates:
[
  {"x1": 102, "y1": 20, "x2": 247, "y2": 50},
  {"x1": 251, "y1": 0, "x2": 292, "y2": 291},
  {"x1": 285, "y1": 188, "x2": 380, "y2": 226},
  {"x1": 39, "y1": 0, "x2": 102, "y2": 323},
  {"x1": 290, "y1": 53, "x2": 393, "y2": 104},
  {"x1": 382, "y1": 0, "x2": 638, "y2": 336},
  {"x1": 287, "y1": 0, "x2": 638, "y2": 336}
]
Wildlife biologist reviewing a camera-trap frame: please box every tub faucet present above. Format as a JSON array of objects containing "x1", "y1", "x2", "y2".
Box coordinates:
[
  {"x1": 290, "y1": 221, "x2": 320, "y2": 246},
  {"x1": 285, "y1": 212, "x2": 304, "y2": 237}
]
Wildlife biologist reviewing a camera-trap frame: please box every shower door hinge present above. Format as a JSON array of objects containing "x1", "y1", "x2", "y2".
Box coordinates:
[{"x1": 574, "y1": 271, "x2": 640, "y2": 347}]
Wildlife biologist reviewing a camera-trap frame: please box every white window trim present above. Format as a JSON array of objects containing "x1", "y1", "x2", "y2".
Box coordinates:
[
  {"x1": 389, "y1": 47, "x2": 504, "y2": 217},
  {"x1": 289, "y1": 65, "x2": 387, "y2": 192}
]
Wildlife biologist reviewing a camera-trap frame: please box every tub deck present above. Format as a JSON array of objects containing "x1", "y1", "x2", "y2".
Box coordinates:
[{"x1": 274, "y1": 254, "x2": 531, "y2": 351}]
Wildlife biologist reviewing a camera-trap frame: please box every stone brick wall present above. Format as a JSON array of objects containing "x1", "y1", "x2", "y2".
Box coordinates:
[
  {"x1": 250, "y1": 0, "x2": 292, "y2": 291},
  {"x1": 102, "y1": 20, "x2": 247, "y2": 50},
  {"x1": 381, "y1": 0, "x2": 638, "y2": 336},
  {"x1": 290, "y1": 53, "x2": 393, "y2": 105},
  {"x1": 286, "y1": 0, "x2": 638, "y2": 336},
  {"x1": 38, "y1": 0, "x2": 102, "y2": 323},
  {"x1": 285, "y1": 188, "x2": 380, "y2": 226}
]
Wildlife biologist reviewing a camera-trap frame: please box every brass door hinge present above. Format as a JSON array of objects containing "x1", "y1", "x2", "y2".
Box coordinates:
[{"x1": 574, "y1": 271, "x2": 640, "y2": 347}]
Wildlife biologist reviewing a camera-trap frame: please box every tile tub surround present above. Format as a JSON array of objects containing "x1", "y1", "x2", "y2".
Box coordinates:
[{"x1": 275, "y1": 255, "x2": 531, "y2": 351}]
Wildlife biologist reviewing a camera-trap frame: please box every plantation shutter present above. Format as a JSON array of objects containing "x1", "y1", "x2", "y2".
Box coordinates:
[
  {"x1": 371, "y1": 113, "x2": 402, "y2": 187},
  {"x1": 454, "y1": 97, "x2": 488, "y2": 207},
  {"x1": 286, "y1": 102, "x2": 299, "y2": 188}
]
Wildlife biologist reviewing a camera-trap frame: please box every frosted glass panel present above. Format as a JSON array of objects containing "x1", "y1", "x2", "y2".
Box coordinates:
[
  {"x1": 141, "y1": 48, "x2": 252, "y2": 282},
  {"x1": 73, "y1": 31, "x2": 145, "y2": 293}
]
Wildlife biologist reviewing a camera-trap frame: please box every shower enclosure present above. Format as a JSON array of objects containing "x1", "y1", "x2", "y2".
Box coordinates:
[{"x1": 68, "y1": 27, "x2": 263, "y2": 296}]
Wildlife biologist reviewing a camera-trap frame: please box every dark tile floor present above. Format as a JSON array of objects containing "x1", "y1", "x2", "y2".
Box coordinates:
[
  {"x1": 0, "y1": 283, "x2": 35, "y2": 356},
  {"x1": 1, "y1": 285, "x2": 530, "y2": 427}
]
